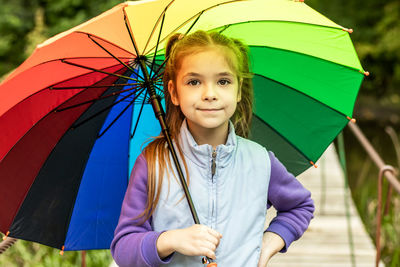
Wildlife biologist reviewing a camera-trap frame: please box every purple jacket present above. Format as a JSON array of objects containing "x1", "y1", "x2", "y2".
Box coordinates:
[{"x1": 111, "y1": 151, "x2": 314, "y2": 266}]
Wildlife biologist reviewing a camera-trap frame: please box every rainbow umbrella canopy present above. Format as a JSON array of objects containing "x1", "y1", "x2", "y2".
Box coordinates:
[{"x1": 0, "y1": 0, "x2": 365, "y2": 251}]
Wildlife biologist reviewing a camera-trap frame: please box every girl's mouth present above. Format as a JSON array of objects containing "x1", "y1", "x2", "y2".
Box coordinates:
[{"x1": 198, "y1": 108, "x2": 223, "y2": 112}]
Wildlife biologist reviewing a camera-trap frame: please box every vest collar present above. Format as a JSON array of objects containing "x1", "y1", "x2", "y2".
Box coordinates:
[{"x1": 177, "y1": 119, "x2": 237, "y2": 169}]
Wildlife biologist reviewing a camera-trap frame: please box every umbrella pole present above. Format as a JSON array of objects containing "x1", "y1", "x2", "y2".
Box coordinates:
[
  {"x1": 149, "y1": 94, "x2": 216, "y2": 267},
  {"x1": 149, "y1": 93, "x2": 200, "y2": 224},
  {"x1": 137, "y1": 59, "x2": 200, "y2": 224},
  {"x1": 138, "y1": 59, "x2": 215, "y2": 265},
  {"x1": 150, "y1": 95, "x2": 216, "y2": 267}
]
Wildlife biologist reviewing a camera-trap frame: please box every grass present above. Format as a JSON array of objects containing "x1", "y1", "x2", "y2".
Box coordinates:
[{"x1": 0, "y1": 238, "x2": 112, "y2": 267}]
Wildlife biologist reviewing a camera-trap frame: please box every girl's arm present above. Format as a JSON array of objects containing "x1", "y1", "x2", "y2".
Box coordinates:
[
  {"x1": 257, "y1": 231, "x2": 285, "y2": 267},
  {"x1": 110, "y1": 154, "x2": 172, "y2": 267},
  {"x1": 259, "y1": 151, "x2": 315, "y2": 264}
]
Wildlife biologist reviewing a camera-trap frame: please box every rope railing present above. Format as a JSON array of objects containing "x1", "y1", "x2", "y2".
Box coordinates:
[{"x1": 347, "y1": 122, "x2": 400, "y2": 267}]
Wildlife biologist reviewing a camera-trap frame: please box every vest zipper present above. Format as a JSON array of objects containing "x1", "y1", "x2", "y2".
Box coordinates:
[
  {"x1": 211, "y1": 149, "x2": 217, "y2": 222},
  {"x1": 211, "y1": 149, "x2": 217, "y2": 181}
]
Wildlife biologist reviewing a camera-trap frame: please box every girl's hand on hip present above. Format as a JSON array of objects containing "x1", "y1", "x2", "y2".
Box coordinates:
[
  {"x1": 156, "y1": 224, "x2": 222, "y2": 260},
  {"x1": 257, "y1": 232, "x2": 285, "y2": 267}
]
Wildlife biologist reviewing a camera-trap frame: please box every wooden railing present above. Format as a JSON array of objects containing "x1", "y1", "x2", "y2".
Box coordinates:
[{"x1": 348, "y1": 123, "x2": 400, "y2": 267}]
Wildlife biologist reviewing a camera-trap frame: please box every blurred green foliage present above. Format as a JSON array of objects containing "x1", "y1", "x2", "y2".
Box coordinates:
[{"x1": 307, "y1": 0, "x2": 400, "y2": 101}]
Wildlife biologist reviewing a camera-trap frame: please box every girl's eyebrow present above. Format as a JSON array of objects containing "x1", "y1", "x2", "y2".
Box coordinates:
[
  {"x1": 184, "y1": 72, "x2": 202, "y2": 78},
  {"x1": 217, "y1": 72, "x2": 234, "y2": 77},
  {"x1": 183, "y1": 72, "x2": 234, "y2": 78}
]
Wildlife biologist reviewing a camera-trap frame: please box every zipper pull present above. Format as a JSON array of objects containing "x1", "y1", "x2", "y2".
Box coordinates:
[{"x1": 211, "y1": 149, "x2": 217, "y2": 177}]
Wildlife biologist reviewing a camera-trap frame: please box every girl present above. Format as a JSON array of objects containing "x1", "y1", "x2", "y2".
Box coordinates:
[{"x1": 111, "y1": 30, "x2": 314, "y2": 267}]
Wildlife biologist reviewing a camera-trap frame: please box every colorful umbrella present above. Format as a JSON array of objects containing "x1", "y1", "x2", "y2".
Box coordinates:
[{"x1": 0, "y1": 0, "x2": 366, "y2": 252}]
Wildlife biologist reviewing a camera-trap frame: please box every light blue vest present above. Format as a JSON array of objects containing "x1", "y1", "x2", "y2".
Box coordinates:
[{"x1": 152, "y1": 121, "x2": 271, "y2": 266}]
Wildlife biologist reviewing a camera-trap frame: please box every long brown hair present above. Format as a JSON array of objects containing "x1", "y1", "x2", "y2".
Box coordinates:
[{"x1": 139, "y1": 30, "x2": 253, "y2": 222}]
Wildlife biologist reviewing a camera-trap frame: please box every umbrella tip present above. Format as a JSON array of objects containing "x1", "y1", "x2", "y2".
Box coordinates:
[
  {"x1": 342, "y1": 28, "x2": 353, "y2": 34},
  {"x1": 2, "y1": 231, "x2": 10, "y2": 240},
  {"x1": 359, "y1": 70, "x2": 370, "y2": 76},
  {"x1": 347, "y1": 116, "x2": 356, "y2": 123},
  {"x1": 310, "y1": 161, "x2": 318, "y2": 168}
]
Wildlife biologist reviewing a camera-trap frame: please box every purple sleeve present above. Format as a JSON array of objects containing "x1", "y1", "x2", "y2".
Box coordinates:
[
  {"x1": 265, "y1": 151, "x2": 315, "y2": 252},
  {"x1": 110, "y1": 154, "x2": 173, "y2": 267}
]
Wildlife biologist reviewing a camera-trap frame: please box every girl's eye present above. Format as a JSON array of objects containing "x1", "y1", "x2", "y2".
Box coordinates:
[
  {"x1": 218, "y1": 79, "x2": 231, "y2": 86},
  {"x1": 187, "y1": 80, "x2": 200, "y2": 86}
]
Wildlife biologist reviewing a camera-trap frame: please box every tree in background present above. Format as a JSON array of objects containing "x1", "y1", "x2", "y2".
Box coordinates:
[
  {"x1": 0, "y1": 0, "x2": 35, "y2": 77},
  {"x1": 0, "y1": 0, "x2": 123, "y2": 79}
]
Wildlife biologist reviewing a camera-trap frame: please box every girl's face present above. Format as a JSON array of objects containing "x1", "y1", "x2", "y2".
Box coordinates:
[{"x1": 168, "y1": 47, "x2": 241, "y2": 138}]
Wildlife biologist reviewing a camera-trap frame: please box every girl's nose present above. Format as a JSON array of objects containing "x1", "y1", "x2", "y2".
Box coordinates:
[{"x1": 202, "y1": 84, "x2": 217, "y2": 101}]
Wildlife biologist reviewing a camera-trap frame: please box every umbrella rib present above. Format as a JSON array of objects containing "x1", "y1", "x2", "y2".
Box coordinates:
[
  {"x1": 71, "y1": 87, "x2": 145, "y2": 130},
  {"x1": 149, "y1": 12, "x2": 166, "y2": 79},
  {"x1": 150, "y1": 57, "x2": 168, "y2": 82},
  {"x1": 142, "y1": 0, "x2": 174, "y2": 55},
  {"x1": 252, "y1": 113, "x2": 315, "y2": 166},
  {"x1": 155, "y1": 84, "x2": 165, "y2": 98},
  {"x1": 56, "y1": 84, "x2": 142, "y2": 113},
  {"x1": 50, "y1": 83, "x2": 141, "y2": 90},
  {"x1": 87, "y1": 34, "x2": 145, "y2": 81},
  {"x1": 217, "y1": 24, "x2": 231, "y2": 34},
  {"x1": 253, "y1": 73, "x2": 352, "y2": 119},
  {"x1": 152, "y1": 66, "x2": 166, "y2": 80},
  {"x1": 130, "y1": 90, "x2": 149, "y2": 139},
  {"x1": 75, "y1": 30, "x2": 135, "y2": 56},
  {"x1": 147, "y1": 10, "x2": 205, "y2": 79},
  {"x1": 144, "y1": 0, "x2": 243, "y2": 55},
  {"x1": 184, "y1": 10, "x2": 204, "y2": 36},
  {"x1": 97, "y1": 89, "x2": 144, "y2": 139},
  {"x1": 123, "y1": 7, "x2": 141, "y2": 58},
  {"x1": 150, "y1": 79, "x2": 164, "y2": 98},
  {"x1": 147, "y1": 9, "x2": 203, "y2": 58},
  {"x1": 152, "y1": 78, "x2": 163, "y2": 85},
  {"x1": 61, "y1": 59, "x2": 140, "y2": 82}
]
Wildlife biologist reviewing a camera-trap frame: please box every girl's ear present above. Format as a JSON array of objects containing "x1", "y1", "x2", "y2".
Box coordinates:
[{"x1": 168, "y1": 80, "x2": 179, "y2": 106}]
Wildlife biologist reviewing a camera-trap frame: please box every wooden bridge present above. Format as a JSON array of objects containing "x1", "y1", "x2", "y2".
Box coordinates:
[{"x1": 268, "y1": 144, "x2": 384, "y2": 267}]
